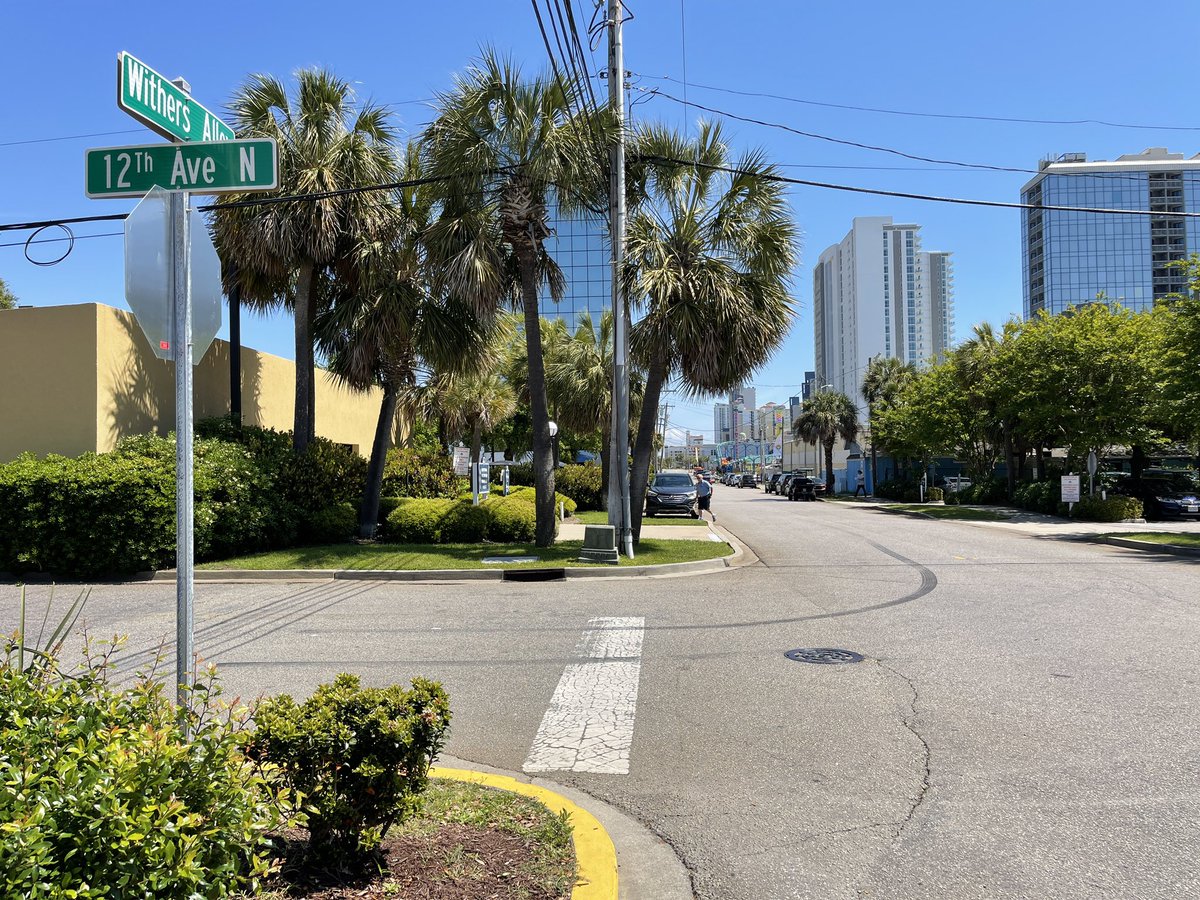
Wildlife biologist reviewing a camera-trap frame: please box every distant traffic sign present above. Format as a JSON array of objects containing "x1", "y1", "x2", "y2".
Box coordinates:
[
  {"x1": 85, "y1": 139, "x2": 277, "y2": 198},
  {"x1": 118, "y1": 52, "x2": 235, "y2": 143}
]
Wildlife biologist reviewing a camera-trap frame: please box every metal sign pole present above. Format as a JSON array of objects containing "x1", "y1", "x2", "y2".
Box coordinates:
[{"x1": 171, "y1": 190, "x2": 194, "y2": 718}]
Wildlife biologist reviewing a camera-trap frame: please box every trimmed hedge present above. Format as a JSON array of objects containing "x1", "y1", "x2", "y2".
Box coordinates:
[
  {"x1": 1070, "y1": 494, "x2": 1143, "y2": 522},
  {"x1": 0, "y1": 452, "x2": 174, "y2": 578},
  {"x1": 505, "y1": 485, "x2": 577, "y2": 516},
  {"x1": 382, "y1": 496, "x2": 539, "y2": 544},
  {"x1": 926, "y1": 486, "x2": 944, "y2": 502}
]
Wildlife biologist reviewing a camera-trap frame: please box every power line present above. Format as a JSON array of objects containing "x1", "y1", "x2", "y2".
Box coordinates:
[
  {"x1": 0, "y1": 231, "x2": 121, "y2": 250},
  {"x1": 636, "y1": 87, "x2": 1191, "y2": 183},
  {"x1": 634, "y1": 72, "x2": 1200, "y2": 132},
  {"x1": 637, "y1": 154, "x2": 1200, "y2": 218}
]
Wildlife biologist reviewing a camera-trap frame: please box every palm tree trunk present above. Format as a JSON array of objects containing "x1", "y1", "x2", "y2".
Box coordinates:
[
  {"x1": 359, "y1": 382, "x2": 397, "y2": 539},
  {"x1": 471, "y1": 420, "x2": 483, "y2": 465},
  {"x1": 824, "y1": 439, "x2": 835, "y2": 494},
  {"x1": 293, "y1": 259, "x2": 317, "y2": 452},
  {"x1": 517, "y1": 251, "x2": 556, "y2": 547},
  {"x1": 630, "y1": 346, "x2": 669, "y2": 543}
]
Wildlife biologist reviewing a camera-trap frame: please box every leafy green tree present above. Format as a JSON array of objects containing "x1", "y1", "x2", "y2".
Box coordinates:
[
  {"x1": 423, "y1": 51, "x2": 616, "y2": 547},
  {"x1": 791, "y1": 391, "x2": 859, "y2": 493},
  {"x1": 1154, "y1": 254, "x2": 1200, "y2": 447},
  {"x1": 626, "y1": 121, "x2": 796, "y2": 539},
  {"x1": 0, "y1": 276, "x2": 17, "y2": 310},
  {"x1": 993, "y1": 302, "x2": 1158, "y2": 469},
  {"x1": 212, "y1": 68, "x2": 398, "y2": 453},
  {"x1": 438, "y1": 371, "x2": 518, "y2": 465}
]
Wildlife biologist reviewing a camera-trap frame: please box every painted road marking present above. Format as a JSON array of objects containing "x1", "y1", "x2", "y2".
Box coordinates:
[{"x1": 523, "y1": 616, "x2": 644, "y2": 775}]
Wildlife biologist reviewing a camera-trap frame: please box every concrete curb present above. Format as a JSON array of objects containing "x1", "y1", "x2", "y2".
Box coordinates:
[
  {"x1": 436, "y1": 754, "x2": 693, "y2": 900},
  {"x1": 153, "y1": 547, "x2": 739, "y2": 585},
  {"x1": 1094, "y1": 536, "x2": 1200, "y2": 557},
  {"x1": 430, "y1": 764, "x2": 617, "y2": 900}
]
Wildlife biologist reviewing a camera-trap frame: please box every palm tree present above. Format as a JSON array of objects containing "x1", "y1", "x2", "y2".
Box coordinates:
[
  {"x1": 625, "y1": 121, "x2": 797, "y2": 540},
  {"x1": 861, "y1": 356, "x2": 915, "y2": 487},
  {"x1": 211, "y1": 68, "x2": 398, "y2": 452},
  {"x1": 422, "y1": 51, "x2": 616, "y2": 547},
  {"x1": 793, "y1": 391, "x2": 860, "y2": 494},
  {"x1": 545, "y1": 312, "x2": 617, "y2": 507},
  {"x1": 316, "y1": 143, "x2": 496, "y2": 537},
  {"x1": 438, "y1": 371, "x2": 518, "y2": 464}
]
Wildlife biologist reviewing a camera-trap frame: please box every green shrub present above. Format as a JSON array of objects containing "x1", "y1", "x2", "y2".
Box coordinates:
[
  {"x1": 303, "y1": 502, "x2": 359, "y2": 544},
  {"x1": 0, "y1": 644, "x2": 288, "y2": 897},
  {"x1": 381, "y1": 448, "x2": 463, "y2": 499},
  {"x1": 277, "y1": 438, "x2": 367, "y2": 512},
  {"x1": 384, "y1": 498, "x2": 455, "y2": 543},
  {"x1": 554, "y1": 464, "x2": 603, "y2": 510},
  {"x1": 506, "y1": 484, "x2": 577, "y2": 516},
  {"x1": 378, "y1": 495, "x2": 405, "y2": 523},
  {"x1": 1013, "y1": 480, "x2": 1067, "y2": 516},
  {"x1": 960, "y1": 477, "x2": 1007, "y2": 505},
  {"x1": 0, "y1": 452, "x2": 174, "y2": 578},
  {"x1": 481, "y1": 496, "x2": 537, "y2": 543},
  {"x1": 440, "y1": 501, "x2": 491, "y2": 543},
  {"x1": 505, "y1": 462, "x2": 536, "y2": 487},
  {"x1": 926, "y1": 486, "x2": 944, "y2": 502},
  {"x1": 1070, "y1": 494, "x2": 1143, "y2": 522},
  {"x1": 245, "y1": 673, "x2": 450, "y2": 863}
]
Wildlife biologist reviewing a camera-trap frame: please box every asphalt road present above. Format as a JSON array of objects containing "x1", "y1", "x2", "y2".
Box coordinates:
[{"x1": 6, "y1": 487, "x2": 1199, "y2": 899}]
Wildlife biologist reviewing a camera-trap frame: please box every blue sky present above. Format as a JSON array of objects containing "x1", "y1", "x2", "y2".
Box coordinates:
[{"x1": 4, "y1": 1, "x2": 1198, "y2": 441}]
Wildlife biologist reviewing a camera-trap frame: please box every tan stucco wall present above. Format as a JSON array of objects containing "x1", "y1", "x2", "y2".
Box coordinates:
[
  {"x1": 2, "y1": 303, "x2": 394, "y2": 461},
  {"x1": 0, "y1": 304, "x2": 100, "y2": 460}
]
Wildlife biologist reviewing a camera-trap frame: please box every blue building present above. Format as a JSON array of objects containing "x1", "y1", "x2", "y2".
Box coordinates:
[{"x1": 1021, "y1": 148, "x2": 1200, "y2": 318}]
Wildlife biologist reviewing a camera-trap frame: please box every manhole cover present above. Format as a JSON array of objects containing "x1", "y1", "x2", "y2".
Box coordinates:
[{"x1": 785, "y1": 648, "x2": 865, "y2": 665}]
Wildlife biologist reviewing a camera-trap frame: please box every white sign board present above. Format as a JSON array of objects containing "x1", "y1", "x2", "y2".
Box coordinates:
[
  {"x1": 1061, "y1": 475, "x2": 1081, "y2": 503},
  {"x1": 452, "y1": 446, "x2": 470, "y2": 477}
]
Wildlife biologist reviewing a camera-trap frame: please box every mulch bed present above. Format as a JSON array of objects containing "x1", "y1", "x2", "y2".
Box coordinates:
[{"x1": 263, "y1": 825, "x2": 568, "y2": 899}]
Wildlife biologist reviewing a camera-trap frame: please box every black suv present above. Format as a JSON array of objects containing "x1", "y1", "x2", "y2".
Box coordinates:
[
  {"x1": 765, "y1": 473, "x2": 784, "y2": 494},
  {"x1": 645, "y1": 470, "x2": 700, "y2": 517},
  {"x1": 786, "y1": 474, "x2": 820, "y2": 501},
  {"x1": 736, "y1": 473, "x2": 757, "y2": 488}
]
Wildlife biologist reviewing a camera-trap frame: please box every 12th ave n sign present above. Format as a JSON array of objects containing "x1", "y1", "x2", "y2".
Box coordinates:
[{"x1": 85, "y1": 139, "x2": 277, "y2": 198}]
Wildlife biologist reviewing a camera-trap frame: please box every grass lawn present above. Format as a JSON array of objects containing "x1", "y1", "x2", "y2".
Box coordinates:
[
  {"x1": 573, "y1": 509, "x2": 708, "y2": 526},
  {"x1": 199, "y1": 537, "x2": 732, "y2": 571},
  {"x1": 1104, "y1": 532, "x2": 1200, "y2": 548},
  {"x1": 880, "y1": 504, "x2": 1011, "y2": 522}
]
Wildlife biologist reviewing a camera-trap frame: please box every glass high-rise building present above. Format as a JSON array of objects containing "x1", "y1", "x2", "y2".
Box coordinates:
[
  {"x1": 541, "y1": 200, "x2": 611, "y2": 329},
  {"x1": 1021, "y1": 148, "x2": 1200, "y2": 318}
]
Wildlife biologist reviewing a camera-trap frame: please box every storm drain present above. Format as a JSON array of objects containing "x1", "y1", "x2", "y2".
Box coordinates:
[
  {"x1": 502, "y1": 568, "x2": 567, "y2": 582},
  {"x1": 785, "y1": 648, "x2": 865, "y2": 665}
]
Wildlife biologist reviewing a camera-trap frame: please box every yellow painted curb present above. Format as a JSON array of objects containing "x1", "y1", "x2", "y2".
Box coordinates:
[{"x1": 429, "y1": 766, "x2": 618, "y2": 900}]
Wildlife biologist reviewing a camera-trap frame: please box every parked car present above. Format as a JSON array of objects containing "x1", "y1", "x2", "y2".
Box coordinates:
[
  {"x1": 1135, "y1": 469, "x2": 1200, "y2": 520},
  {"x1": 936, "y1": 475, "x2": 973, "y2": 493},
  {"x1": 645, "y1": 470, "x2": 700, "y2": 517},
  {"x1": 787, "y1": 474, "x2": 820, "y2": 501},
  {"x1": 737, "y1": 473, "x2": 757, "y2": 488},
  {"x1": 777, "y1": 473, "x2": 797, "y2": 497},
  {"x1": 765, "y1": 473, "x2": 784, "y2": 494}
]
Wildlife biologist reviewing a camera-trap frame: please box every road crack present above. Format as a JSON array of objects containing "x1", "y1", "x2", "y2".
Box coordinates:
[{"x1": 876, "y1": 661, "x2": 932, "y2": 845}]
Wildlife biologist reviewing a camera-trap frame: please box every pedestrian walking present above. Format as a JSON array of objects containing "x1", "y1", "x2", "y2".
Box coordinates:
[
  {"x1": 696, "y1": 474, "x2": 715, "y2": 522},
  {"x1": 854, "y1": 468, "x2": 868, "y2": 497}
]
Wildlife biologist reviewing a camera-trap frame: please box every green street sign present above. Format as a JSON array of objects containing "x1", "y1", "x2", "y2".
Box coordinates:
[
  {"x1": 117, "y1": 51, "x2": 235, "y2": 143},
  {"x1": 85, "y1": 139, "x2": 278, "y2": 198}
]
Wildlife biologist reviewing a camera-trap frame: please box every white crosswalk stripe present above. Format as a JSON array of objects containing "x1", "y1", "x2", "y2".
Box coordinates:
[{"x1": 523, "y1": 616, "x2": 644, "y2": 775}]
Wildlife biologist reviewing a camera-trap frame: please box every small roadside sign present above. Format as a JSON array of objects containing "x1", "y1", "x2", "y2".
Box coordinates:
[
  {"x1": 118, "y1": 51, "x2": 235, "y2": 143},
  {"x1": 86, "y1": 139, "x2": 277, "y2": 198},
  {"x1": 472, "y1": 462, "x2": 491, "y2": 505},
  {"x1": 1061, "y1": 475, "x2": 1081, "y2": 504},
  {"x1": 453, "y1": 446, "x2": 471, "y2": 477}
]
